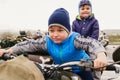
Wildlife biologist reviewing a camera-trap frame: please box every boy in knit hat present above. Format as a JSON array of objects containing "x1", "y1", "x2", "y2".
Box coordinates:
[
  {"x1": 0, "y1": 8, "x2": 106, "y2": 80},
  {"x1": 72, "y1": 0, "x2": 99, "y2": 40},
  {"x1": 72, "y1": 0, "x2": 101, "y2": 79}
]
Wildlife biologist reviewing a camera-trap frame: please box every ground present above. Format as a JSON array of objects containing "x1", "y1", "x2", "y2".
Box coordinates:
[{"x1": 101, "y1": 45, "x2": 120, "y2": 80}]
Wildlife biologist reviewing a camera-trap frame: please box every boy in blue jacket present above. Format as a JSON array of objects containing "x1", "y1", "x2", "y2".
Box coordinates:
[
  {"x1": 72, "y1": 0, "x2": 99, "y2": 40},
  {"x1": 0, "y1": 8, "x2": 107, "y2": 80}
]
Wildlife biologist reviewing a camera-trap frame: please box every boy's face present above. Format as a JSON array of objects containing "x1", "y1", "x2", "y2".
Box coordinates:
[
  {"x1": 48, "y1": 26, "x2": 68, "y2": 43},
  {"x1": 79, "y1": 5, "x2": 91, "y2": 18}
]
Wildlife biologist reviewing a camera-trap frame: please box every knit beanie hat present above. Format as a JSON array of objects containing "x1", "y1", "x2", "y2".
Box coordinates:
[
  {"x1": 48, "y1": 8, "x2": 71, "y2": 33},
  {"x1": 79, "y1": 0, "x2": 92, "y2": 8}
]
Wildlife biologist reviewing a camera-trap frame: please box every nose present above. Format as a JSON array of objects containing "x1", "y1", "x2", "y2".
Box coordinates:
[{"x1": 53, "y1": 31, "x2": 58, "y2": 36}]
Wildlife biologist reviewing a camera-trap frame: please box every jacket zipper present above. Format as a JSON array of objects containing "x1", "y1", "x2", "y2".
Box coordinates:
[{"x1": 60, "y1": 45, "x2": 64, "y2": 63}]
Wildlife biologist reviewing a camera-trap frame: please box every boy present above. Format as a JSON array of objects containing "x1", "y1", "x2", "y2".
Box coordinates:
[
  {"x1": 72, "y1": 0, "x2": 101, "y2": 79},
  {"x1": 0, "y1": 8, "x2": 107, "y2": 80},
  {"x1": 72, "y1": 0, "x2": 99, "y2": 40}
]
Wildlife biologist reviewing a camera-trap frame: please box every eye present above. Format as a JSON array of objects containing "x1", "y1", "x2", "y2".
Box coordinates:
[
  {"x1": 86, "y1": 7, "x2": 90, "y2": 10},
  {"x1": 49, "y1": 29, "x2": 54, "y2": 33},
  {"x1": 81, "y1": 7, "x2": 85, "y2": 10},
  {"x1": 58, "y1": 29, "x2": 64, "y2": 32}
]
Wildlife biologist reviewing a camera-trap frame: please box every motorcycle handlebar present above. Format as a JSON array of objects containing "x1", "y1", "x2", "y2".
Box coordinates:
[
  {"x1": 1, "y1": 53, "x2": 120, "y2": 72},
  {"x1": 1, "y1": 53, "x2": 17, "y2": 60}
]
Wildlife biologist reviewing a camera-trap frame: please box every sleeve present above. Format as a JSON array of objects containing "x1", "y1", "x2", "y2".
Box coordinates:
[
  {"x1": 74, "y1": 35, "x2": 106, "y2": 55},
  {"x1": 72, "y1": 20, "x2": 76, "y2": 32},
  {"x1": 10, "y1": 37, "x2": 47, "y2": 54},
  {"x1": 91, "y1": 19, "x2": 99, "y2": 40}
]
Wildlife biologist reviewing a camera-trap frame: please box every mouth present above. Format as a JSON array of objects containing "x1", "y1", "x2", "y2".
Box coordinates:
[
  {"x1": 83, "y1": 13, "x2": 89, "y2": 15},
  {"x1": 52, "y1": 38, "x2": 61, "y2": 43}
]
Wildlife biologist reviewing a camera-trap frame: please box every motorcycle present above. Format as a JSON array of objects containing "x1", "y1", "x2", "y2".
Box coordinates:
[
  {"x1": 99, "y1": 31, "x2": 109, "y2": 47},
  {"x1": 100, "y1": 38, "x2": 109, "y2": 47},
  {"x1": 1, "y1": 53, "x2": 92, "y2": 80},
  {"x1": 1, "y1": 53, "x2": 120, "y2": 80}
]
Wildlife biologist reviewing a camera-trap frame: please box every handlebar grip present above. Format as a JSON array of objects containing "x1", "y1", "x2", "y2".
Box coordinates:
[
  {"x1": 106, "y1": 65, "x2": 120, "y2": 73},
  {"x1": 106, "y1": 65, "x2": 116, "y2": 71},
  {"x1": 1, "y1": 53, "x2": 17, "y2": 60}
]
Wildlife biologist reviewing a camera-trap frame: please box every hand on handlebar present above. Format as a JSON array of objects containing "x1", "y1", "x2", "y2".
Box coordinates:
[
  {"x1": 0, "y1": 49, "x2": 6, "y2": 57},
  {"x1": 94, "y1": 52, "x2": 107, "y2": 71},
  {"x1": 0, "y1": 48, "x2": 13, "y2": 57}
]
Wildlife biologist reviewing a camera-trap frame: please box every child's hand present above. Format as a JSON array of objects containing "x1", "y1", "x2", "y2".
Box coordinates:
[
  {"x1": 0, "y1": 49, "x2": 6, "y2": 57},
  {"x1": 0, "y1": 48, "x2": 13, "y2": 57},
  {"x1": 94, "y1": 52, "x2": 107, "y2": 71}
]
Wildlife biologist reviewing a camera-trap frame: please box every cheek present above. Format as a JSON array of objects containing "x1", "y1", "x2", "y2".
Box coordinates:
[
  {"x1": 87, "y1": 10, "x2": 91, "y2": 13},
  {"x1": 80, "y1": 11, "x2": 84, "y2": 15},
  {"x1": 61, "y1": 33, "x2": 68, "y2": 40},
  {"x1": 48, "y1": 33, "x2": 53, "y2": 38}
]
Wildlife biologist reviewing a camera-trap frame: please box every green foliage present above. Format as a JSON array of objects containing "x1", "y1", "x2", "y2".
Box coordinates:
[{"x1": 108, "y1": 35, "x2": 120, "y2": 43}]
